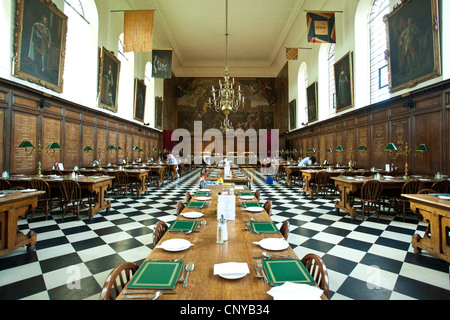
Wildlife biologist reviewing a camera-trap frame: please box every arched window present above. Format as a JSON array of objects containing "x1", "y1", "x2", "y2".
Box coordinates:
[
  {"x1": 63, "y1": 0, "x2": 98, "y2": 106},
  {"x1": 117, "y1": 33, "x2": 135, "y2": 120},
  {"x1": 64, "y1": 0, "x2": 88, "y2": 23},
  {"x1": 298, "y1": 62, "x2": 308, "y2": 127},
  {"x1": 144, "y1": 61, "x2": 155, "y2": 127},
  {"x1": 328, "y1": 44, "x2": 336, "y2": 118},
  {"x1": 369, "y1": 0, "x2": 390, "y2": 104}
]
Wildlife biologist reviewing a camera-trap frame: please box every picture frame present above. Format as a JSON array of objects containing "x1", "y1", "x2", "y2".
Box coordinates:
[
  {"x1": 384, "y1": 0, "x2": 441, "y2": 93},
  {"x1": 334, "y1": 51, "x2": 354, "y2": 112},
  {"x1": 155, "y1": 96, "x2": 163, "y2": 129},
  {"x1": 13, "y1": 0, "x2": 68, "y2": 93},
  {"x1": 98, "y1": 46, "x2": 121, "y2": 112},
  {"x1": 307, "y1": 82, "x2": 318, "y2": 122},
  {"x1": 134, "y1": 78, "x2": 146, "y2": 122},
  {"x1": 289, "y1": 99, "x2": 296, "y2": 131}
]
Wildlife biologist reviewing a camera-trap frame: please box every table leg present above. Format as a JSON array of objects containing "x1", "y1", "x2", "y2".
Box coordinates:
[
  {"x1": 87, "y1": 181, "x2": 112, "y2": 219},
  {"x1": 334, "y1": 182, "x2": 357, "y2": 219},
  {"x1": 302, "y1": 174, "x2": 313, "y2": 197}
]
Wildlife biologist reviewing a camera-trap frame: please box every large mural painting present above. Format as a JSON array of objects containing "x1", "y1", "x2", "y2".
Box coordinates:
[{"x1": 176, "y1": 78, "x2": 276, "y2": 132}]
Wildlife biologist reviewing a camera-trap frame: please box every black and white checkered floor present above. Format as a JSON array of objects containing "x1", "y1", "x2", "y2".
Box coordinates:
[{"x1": 0, "y1": 168, "x2": 449, "y2": 300}]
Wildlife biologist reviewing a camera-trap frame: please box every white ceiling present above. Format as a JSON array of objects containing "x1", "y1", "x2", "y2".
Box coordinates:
[{"x1": 110, "y1": 0, "x2": 349, "y2": 77}]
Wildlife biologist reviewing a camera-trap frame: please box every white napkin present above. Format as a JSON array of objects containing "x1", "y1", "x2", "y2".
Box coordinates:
[
  {"x1": 213, "y1": 262, "x2": 250, "y2": 276},
  {"x1": 267, "y1": 282, "x2": 323, "y2": 300}
]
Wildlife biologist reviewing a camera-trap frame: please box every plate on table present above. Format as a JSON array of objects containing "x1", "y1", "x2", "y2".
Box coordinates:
[
  {"x1": 214, "y1": 262, "x2": 249, "y2": 280},
  {"x1": 195, "y1": 196, "x2": 211, "y2": 201},
  {"x1": 245, "y1": 207, "x2": 264, "y2": 212},
  {"x1": 0, "y1": 194, "x2": 5, "y2": 198},
  {"x1": 156, "y1": 239, "x2": 194, "y2": 252},
  {"x1": 181, "y1": 211, "x2": 204, "y2": 219},
  {"x1": 239, "y1": 195, "x2": 254, "y2": 200},
  {"x1": 438, "y1": 196, "x2": 450, "y2": 200},
  {"x1": 22, "y1": 189, "x2": 37, "y2": 193},
  {"x1": 254, "y1": 238, "x2": 289, "y2": 251}
]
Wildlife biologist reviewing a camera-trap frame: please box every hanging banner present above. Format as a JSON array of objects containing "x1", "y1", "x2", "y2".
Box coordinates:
[
  {"x1": 306, "y1": 11, "x2": 336, "y2": 43},
  {"x1": 152, "y1": 49, "x2": 173, "y2": 78},
  {"x1": 124, "y1": 10, "x2": 154, "y2": 52},
  {"x1": 286, "y1": 48, "x2": 298, "y2": 60}
]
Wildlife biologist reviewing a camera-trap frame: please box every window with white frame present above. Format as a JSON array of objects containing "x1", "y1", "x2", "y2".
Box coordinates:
[
  {"x1": 369, "y1": 0, "x2": 390, "y2": 104},
  {"x1": 328, "y1": 43, "x2": 336, "y2": 118}
]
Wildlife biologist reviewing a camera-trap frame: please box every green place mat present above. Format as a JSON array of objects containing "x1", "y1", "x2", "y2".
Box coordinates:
[
  {"x1": 250, "y1": 222, "x2": 278, "y2": 233},
  {"x1": 239, "y1": 192, "x2": 254, "y2": 197},
  {"x1": 128, "y1": 261, "x2": 183, "y2": 289},
  {"x1": 168, "y1": 220, "x2": 198, "y2": 232},
  {"x1": 242, "y1": 202, "x2": 262, "y2": 208},
  {"x1": 186, "y1": 201, "x2": 206, "y2": 208},
  {"x1": 195, "y1": 191, "x2": 210, "y2": 196},
  {"x1": 262, "y1": 259, "x2": 316, "y2": 286},
  {"x1": 430, "y1": 193, "x2": 450, "y2": 197}
]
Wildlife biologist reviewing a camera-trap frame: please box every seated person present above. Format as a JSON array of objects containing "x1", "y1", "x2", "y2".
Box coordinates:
[{"x1": 297, "y1": 156, "x2": 316, "y2": 167}]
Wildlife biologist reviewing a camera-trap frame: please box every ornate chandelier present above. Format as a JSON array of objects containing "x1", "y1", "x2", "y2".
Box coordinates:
[{"x1": 208, "y1": 0, "x2": 245, "y2": 132}]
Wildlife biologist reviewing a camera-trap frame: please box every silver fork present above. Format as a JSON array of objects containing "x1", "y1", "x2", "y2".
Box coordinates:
[{"x1": 256, "y1": 259, "x2": 268, "y2": 284}]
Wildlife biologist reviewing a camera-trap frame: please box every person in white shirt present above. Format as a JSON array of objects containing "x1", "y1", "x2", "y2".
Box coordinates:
[{"x1": 297, "y1": 156, "x2": 316, "y2": 167}]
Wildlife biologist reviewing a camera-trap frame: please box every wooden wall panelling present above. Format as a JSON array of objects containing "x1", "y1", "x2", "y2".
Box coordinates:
[
  {"x1": 326, "y1": 132, "x2": 334, "y2": 164},
  {"x1": 356, "y1": 126, "x2": 369, "y2": 168},
  {"x1": 345, "y1": 127, "x2": 356, "y2": 166},
  {"x1": 126, "y1": 132, "x2": 133, "y2": 162},
  {"x1": 82, "y1": 125, "x2": 95, "y2": 167},
  {"x1": 64, "y1": 121, "x2": 80, "y2": 169},
  {"x1": 97, "y1": 127, "x2": 107, "y2": 166},
  {"x1": 414, "y1": 111, "x2": 441, "y2": 174},
  {"x1": 0, "y1": 109, "x2": 4, "y2": 173},
  {"x1": 107, "y1": 128, "x2": 117, "y2": 165},
  {"x1": 42, "y1": 117, "x2": 62, "y2": 170},
  {"x1": 370, "y1": 120, "x2": 388, "y2": 170},
  {"x1": 335, "y1": 130, "x2": 344, "y2": 165},
  {"x1": 117, "y1": 131, "x2": 126, "y2": 162},
  {"x1": 12, "y1": 112, "x2": 37, "y2": 174}
]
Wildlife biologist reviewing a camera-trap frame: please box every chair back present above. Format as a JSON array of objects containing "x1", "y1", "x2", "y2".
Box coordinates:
[
  {"x1": 99, "y1": 262, "x2": 139, "y2": 300},
  {"x1": 418, "y1": 188, "x2": 436, "y2": 194},
  {"x1": 0, "y1": 178, "x2": 11, "y2": 190},
  {"x1": 185, "y1": 192, "x2": 192, "y2": 203},
  {"x1": 301, "y1": 253, "x2": 330, "y2": 299},
  {"x1": 176, "y1": 201, "x2": 185, "y2": 215},
  {"x1": 360, "y1": 180, "x2": 383, "y2": 201},
  {"x1": 254, "y1": 190, "x2": 261, "y2": 201},
  {"x1": 280, "y1": 220, "x2": 289, "y2": 240},
  {"x1": 59, "y1": 179, "x2": 82, "y2": 203},
  {"x1": 431, "y1": 180, "x2": 450, "y2": 193},
  {"x1": 340, "y1": 171, "x2": 355, "y2": 177},
  {"x1": 263, "y1": 200, "x2": 272, "y2": 216},
  {"x1": 153, "y1": 220, "x2": 168, "y2": 246},
  {"x1": 28, "y1": 179, "x2": 51, "y2": 200},
  {"x1": 115, "y1": 171, "x2": 128, "y2": 185},
  {"x1": 49, "y1": 170, "x2": 62, "y2": 175},
  {"x1": 360, "y1": 170, "x2": 372, "y2": 177},
  {"x1": 315, "y1": 171, "x2": 330, "y2": 185},
  {"x1": 402, "y1": 180, "x2": 424, "y2": 194}
]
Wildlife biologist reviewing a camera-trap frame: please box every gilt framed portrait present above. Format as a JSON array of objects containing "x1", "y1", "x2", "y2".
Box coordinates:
[
  {"x1": 134, "y1": 78, "x2": 146, "y2": 122},
  {"x1": 155, "y1": 97, "x2": 163, "y2": 129},
  {"x1": 334, "y1": 51, "x2": 354, "y2": 112},
  {"x1": 98, "y1": 47, "x2": 121, "y2": 112},
  {"x1": 307, "y1": 82, "x2": 318, "y2": 122},
  {"x1": 289, "y1": 99, "x2": 296, "y2": 131},
  {"x1": 13, "y1": 0, "x2": 68, "y2": 93},
  {"x1": 385, "y1": 0, "x2": 441, "y2": 93}
]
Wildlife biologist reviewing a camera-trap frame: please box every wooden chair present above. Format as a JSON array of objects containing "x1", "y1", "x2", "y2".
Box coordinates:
[
  {"x1": 312, "y1": 171, "x2": 330, "y2": 198},
  {"x1": 185, "y1": 192, "x2": 192, "y2": 203},
  {"x1": 353, "y1": 180, "x2": 383, "y2": 221},
  {"x1": 263, "y1": 200, "x2": 272, "y2": 216},
  {"x1": 360, "y1": 170, "x2": 372, "y2": 177},
  {"x1": 417, "y1": 188, "x2": 436, "y2": 194},
  {"x1": 388, "y1": 180, "x2": 424, "y2": 221},
  {"x1": 59, "y1": 179, "x2": 85, "y2": 221},
  {"x1": 431, "y1": 180, "x2": 450, "y2": 193},
  {"x1": 176, "y1": 201, "x2": 185, "y2": 215},
  {"x1": 153, "y1": 220, "x2": 168, "y2": 246},
  {"x1": 280, "y1": 220, "x2": 289, "y2": 240},
  {"x1": 49, "y1": 169, "x2": 62, "y2": 175},
  {"x1": 254, "y1": 190, "x2": 261, "y2": 202},
  {"x1": 301, "y1": 253, "x2": 330, "y2": 299},
  {"x1": 99, "y1": 262, "x2": 139, "y2": 300},
  {"x1": 0, "y1": 178, "x2": 11, "y2": 190},
  {"x1": 114, "y1": 171, "x2": 132, "y2": 196},
  {"x1": 27, "y1": 179, "x2": 53, "y2": 220}
]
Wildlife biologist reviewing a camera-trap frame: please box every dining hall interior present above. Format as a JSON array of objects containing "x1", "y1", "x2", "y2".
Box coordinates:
[{"x1": 0, "y1": 0, "x2": 449, "y2": 302}]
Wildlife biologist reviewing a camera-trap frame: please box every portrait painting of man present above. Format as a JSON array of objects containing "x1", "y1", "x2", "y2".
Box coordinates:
[{"x1": 98, "y1": 47, "x2": 121, "y2": 112}]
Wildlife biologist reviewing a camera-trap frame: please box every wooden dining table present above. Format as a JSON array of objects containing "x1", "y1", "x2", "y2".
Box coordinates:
[
  {"x1": 402, "y1": 194, "x2": 450, "y2": 263},
  {"x1": 117, "y1": 189, "x2": 324, "y2": 300},
  {"x1": 8, "y1": 175, "x2": 113, "y2": 219},
  {"x1": 0, "y1": 189, "x2": 44, "y2": 256},
  {"x1": 332, "y1": 176, "x2": 436, "y2": 219}
]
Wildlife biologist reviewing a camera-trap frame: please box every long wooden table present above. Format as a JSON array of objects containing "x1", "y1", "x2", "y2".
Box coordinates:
[
  {"x1": 403, "y1": 194, "x2": 450, "y2": 263},
  {"x1": 0, "y1": 190, "x2": 44, "y2": 256},
  {"x1": 332, "y1": 176, "x2": 436, "y2": 219},
  {"x1": 205, "y1": 168, "x2": 249, "y2": 186},
  {"x1": 117, "y1": 190, "x2": 321, "y2": 300},
  {"x1": 8, "y1": 175, "x2": 113, "y2": 219}
]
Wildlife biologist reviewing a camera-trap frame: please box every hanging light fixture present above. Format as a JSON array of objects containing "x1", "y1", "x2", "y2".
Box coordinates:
[{"x1": 208, "y1": 0, "x2": 245, "y2": 132}]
